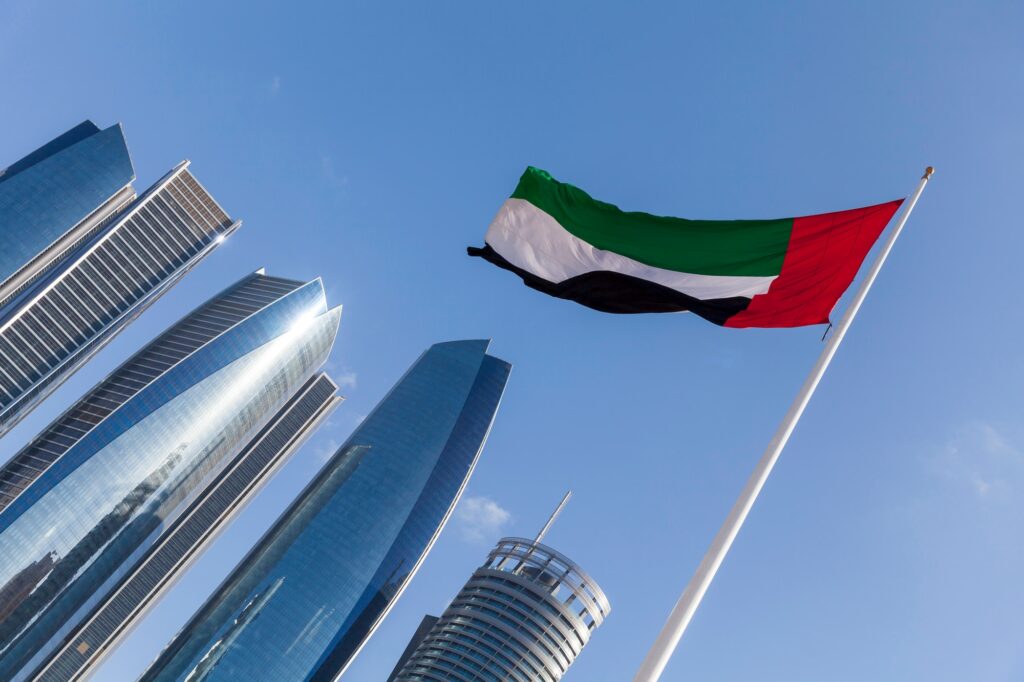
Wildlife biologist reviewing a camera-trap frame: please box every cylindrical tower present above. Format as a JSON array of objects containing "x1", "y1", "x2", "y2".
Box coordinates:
[{"x1": 393, "y1": 537, "x2": 610, "y2": 681}]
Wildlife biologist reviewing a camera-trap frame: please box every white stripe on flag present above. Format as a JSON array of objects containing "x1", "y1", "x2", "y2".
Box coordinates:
[{"x1": 485, "y1": 199, "x2": 776, "y2": 301}]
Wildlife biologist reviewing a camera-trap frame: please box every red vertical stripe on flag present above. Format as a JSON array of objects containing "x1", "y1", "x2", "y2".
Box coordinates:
[{"x1": 724, "y1": 199, "x2": 904, "y2": 328}]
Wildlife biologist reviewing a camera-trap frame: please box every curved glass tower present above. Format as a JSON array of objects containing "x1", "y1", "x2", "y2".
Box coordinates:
[
  {"x1": 142, "y1": 340, "x2": 512, "y2": 682},
  {"x1": 0, "y1": 121, "x2": 240, "y2": 437},
  {"x1": 0, "y1": 120, "x2": 135, "y2": 301},
  {"x1": 391, "y1": 538, "x2": 611, "y2": 681},
  {"x1": 0, "y1": 272, "x2": 341, "y2": 680}
]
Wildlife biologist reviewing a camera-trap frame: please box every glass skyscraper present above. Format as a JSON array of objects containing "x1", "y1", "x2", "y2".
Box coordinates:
[
  {"x1": 390, "y1": 538, "x2": 611, "y2": 681},
  {"x1": 0, "y1": 121, "x2": 135, "y2": 304},
  {"x1": 33, "y1": 372, "x2": 343, "y2": 682},
  {"x1": 0, "y1": 272, "x2": 342, "y2": 681},
  {"x1": 142, "y1": 340, "x2": 512, "y2": 682},
  {"x1": 0, "y1": 120, "x2": 239, "y2": 437}
]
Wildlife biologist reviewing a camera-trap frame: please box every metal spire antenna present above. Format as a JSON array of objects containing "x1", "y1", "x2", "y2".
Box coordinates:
[
  {"x1": 535, "y1": 490, "x2": 572, "y2": 544},
  {"x1": 633, "y1": 168, "x2": 935, "y2": 682},
  {"x1": 497, "y1": 490, "x2": 573, "y2": 573}
]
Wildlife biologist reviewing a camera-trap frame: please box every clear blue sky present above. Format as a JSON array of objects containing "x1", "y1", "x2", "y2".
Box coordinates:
[{"x1": 2, "y1": 2, "x2": 1021, "y2": 680}]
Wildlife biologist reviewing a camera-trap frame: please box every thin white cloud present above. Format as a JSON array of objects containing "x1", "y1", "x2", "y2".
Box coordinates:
[
  {"x1": 309, "y1": 408, "x2": 365, "y2": 463},
  {"x1": 324, "y1": 359, "x2": 357, "y2": 393},
  {"x1": 455, "y1": 496, "x2": 512, "y2": 543},
  {"x1": 313, "y1": 437, "x2": 340, "y2": 463},
  {"x1": 270, "y1": 75, "x2": 282, "y2": 96},
  {"x1": 934, "y1": 421, "x2": 1023, "y2": 500},
  {"x1": 335, "y1": 369, "x2": 357, "y2": 392},
  {"x1": 319, "y1": 154, "x2": 349, "y2": 189}
]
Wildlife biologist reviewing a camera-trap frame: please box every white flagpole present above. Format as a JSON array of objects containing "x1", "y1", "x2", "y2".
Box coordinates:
[{"x1": 633, "y1": 167, "x2": 934, "y2": 682}]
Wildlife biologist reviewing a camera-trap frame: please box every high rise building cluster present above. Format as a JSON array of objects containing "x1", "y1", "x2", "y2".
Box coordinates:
[{"x1": 0, "y1": 122, "x2": 608, "y2": 681}]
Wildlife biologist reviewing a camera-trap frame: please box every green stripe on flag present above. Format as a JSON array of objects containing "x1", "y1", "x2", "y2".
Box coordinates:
[{"x1": 511, "y1": 167, "x2": 794, "y2": 278}]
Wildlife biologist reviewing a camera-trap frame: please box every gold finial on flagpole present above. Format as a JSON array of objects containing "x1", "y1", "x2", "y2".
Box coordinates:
[{"x1": 923, "y1": 166, "x2": 935, "y2": 180}]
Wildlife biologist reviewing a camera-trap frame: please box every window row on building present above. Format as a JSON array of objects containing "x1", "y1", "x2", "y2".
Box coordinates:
[{"x1": 0, "y1": 119, "x2": 605, "y2": 682}]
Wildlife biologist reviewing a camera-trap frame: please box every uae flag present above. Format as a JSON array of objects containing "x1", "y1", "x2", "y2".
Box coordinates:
[{"x1": 468, "y1": 167, "x2": 904, "y2": 328}]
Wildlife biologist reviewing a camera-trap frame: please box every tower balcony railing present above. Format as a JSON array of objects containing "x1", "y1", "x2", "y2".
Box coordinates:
[{"x1": 484, "y1": 537, "x2": 611, "y2": 630}]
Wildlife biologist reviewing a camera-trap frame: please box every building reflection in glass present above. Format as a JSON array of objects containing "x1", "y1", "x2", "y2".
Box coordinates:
[
  {"x1": 143, "y1": 340, "x2": 511, "y2": 682},
  {"x1": 0, "y1": 272, "x2": 341, "y2": 680}
]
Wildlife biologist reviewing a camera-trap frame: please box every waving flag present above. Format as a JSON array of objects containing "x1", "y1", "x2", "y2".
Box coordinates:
[{"x1": 468, "y1": 167, "x2": 903, "y2": 328}]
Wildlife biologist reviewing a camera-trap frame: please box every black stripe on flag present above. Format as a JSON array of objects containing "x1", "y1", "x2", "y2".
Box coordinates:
[{"x1": 468, "y1": 245, "x2": 752, "y2": 325}]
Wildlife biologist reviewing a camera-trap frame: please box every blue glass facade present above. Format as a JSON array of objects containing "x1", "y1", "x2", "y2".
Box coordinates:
[
  {"x1": 0, "y1": 274, "x2": 341, "y2": 680},
  {"x1": 0, "y1": 149, "x2": 239, "y2": 438},
  {"x1": 0, "y1": 121, "x2": 134, "y2": 291},
  {"x1": 142, "y1": 340, "x2": 511, "y2": 682},
  {"x1": 34, "y1": 373, "x2": 342, "y2": 682}
]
